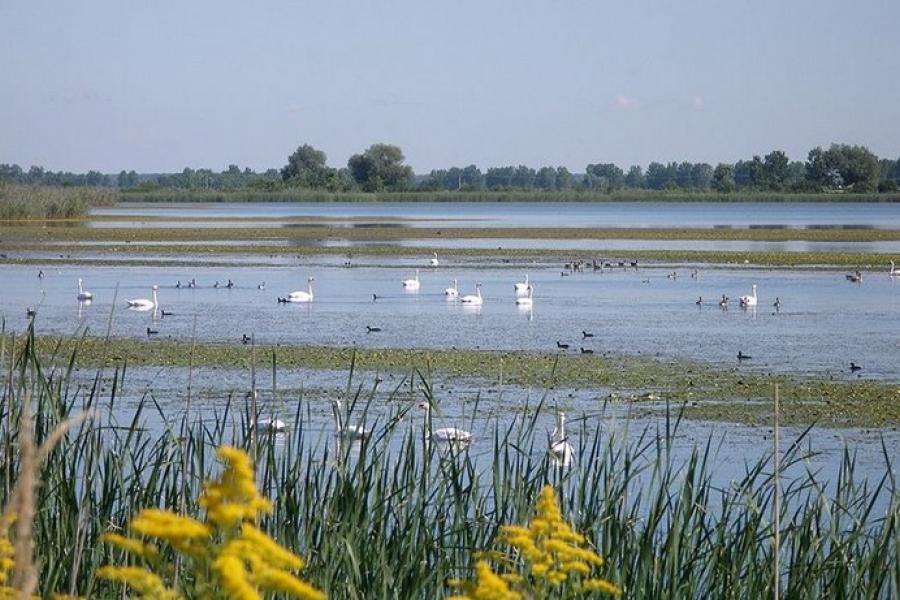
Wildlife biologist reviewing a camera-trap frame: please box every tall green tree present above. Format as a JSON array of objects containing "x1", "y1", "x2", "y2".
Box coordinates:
[
  {"x1": 347, "y1": 144, "x2": 414, "y2": 192},
  {"x1": 712, "y1": 163, "x2": 735, "y2": 193},
  {"x1": 281, "y1": 144, "x2": 333, "y2": 187}
]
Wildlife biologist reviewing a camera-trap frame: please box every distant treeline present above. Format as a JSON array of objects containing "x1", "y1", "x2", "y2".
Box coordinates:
[{"x1": 2, "y1": 141, "x2": 899, "y2": 196}]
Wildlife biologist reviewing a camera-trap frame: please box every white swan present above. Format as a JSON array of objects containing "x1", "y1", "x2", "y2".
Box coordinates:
[
  {"x1": 331, "y1": 399, "x2": 370, "y2": 441},
  {"x1": 444, "y1": 278, "x2": 459, "y2": 297},
  {"x1": 739, "y1": 284, "x2": 758, "y2": 307},
  {"x1": 287, "y1": 277, "x2": 315, "y2": 303},
  {"x1": 514, "y1": 274, "x2": 530, "y2": 297},
  {"x1": 126, "y1": 286, "x2": 158, "y2": 311},
  {"x1": 515, "y1": 285, "x2": 534, "y2": 306},
  {"x1": 549, "y1": 411, "x2": 575, "y2": 468},
  {"x1": 76, "y1": 278, "x2": 93, "y2": 301},
  {"x1": 890, "y1": 260, "x2": 900, "y2": 277},
  {"x1": 419, "y1": 402, "x2": 472, "y2": 445},
  {"x1": 459, "y1": 283, "x2": 482, "y2": 305},
  {"x1": 430, "y1": 252, "x2": 439, "y2": 267},
  {"x1": 256, "y1": 416, "x2": 286, "y2": 433},
  {"x1": 402, "y1": 269, "x2": 421, "y2": 290}
]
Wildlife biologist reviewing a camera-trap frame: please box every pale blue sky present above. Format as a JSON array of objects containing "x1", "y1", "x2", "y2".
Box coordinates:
[{"x1": 2, "y1": 0, "x2": 899, "y2": 173}]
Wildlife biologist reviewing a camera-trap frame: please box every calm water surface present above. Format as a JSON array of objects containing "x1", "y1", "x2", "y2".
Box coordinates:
[
  {"x1": 92, "y1": 201, "x2": 900, "y2": 229},
  {"x1": 4, "y1": 262, "x2": 899, "y2": 380}
]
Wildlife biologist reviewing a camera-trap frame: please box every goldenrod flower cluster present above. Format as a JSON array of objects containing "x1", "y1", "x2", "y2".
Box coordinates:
[
  {"x1": 0, "y1": 514, "x2": 17, "y2": 598},
  {"x1": 450, "y1": 485, "x2": 620, "y2": 598},
  {"x1": 99, "y1": 446, "x2": 325, "y2": 600}
]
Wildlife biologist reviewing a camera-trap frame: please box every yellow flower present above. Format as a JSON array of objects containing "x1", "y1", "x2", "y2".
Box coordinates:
[
  {"x1": 96, "y1": 566, "x2": 183, "y2": 599},
  {"x1": 450, "y1": 485, "x2": 620, "y2": 597},
  {"x1": 100, "y1": 445, "x2": 324, "y2": 600}
]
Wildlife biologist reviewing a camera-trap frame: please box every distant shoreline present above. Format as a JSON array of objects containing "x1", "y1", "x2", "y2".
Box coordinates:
[{"x1": 118, "y1": 189, "x2": 900, "y2": 203}]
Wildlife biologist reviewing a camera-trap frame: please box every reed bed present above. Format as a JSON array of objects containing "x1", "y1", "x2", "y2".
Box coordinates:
[
  {"x1": 0, "y1": 184, "x2": 116, "y2": 221},
  {"x1": 0, "y1": 328, "x2": 897, "y2": 598}
]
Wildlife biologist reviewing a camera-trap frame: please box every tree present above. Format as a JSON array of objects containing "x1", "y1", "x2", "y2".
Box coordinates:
[
  {"x1": 712, "y1": 163, "x2": 735, "y2": 193},
  {"x1": 763, "y1": 150, "x2": 790, "y2": 190},
  {"x1": 555, "y1": 167, "x2": 574, "y2": 190},
  {"x1": 534, "y1": 167, "x2": 557, "y2": 190},
  {"x1": 347, "y1": 144, "x2": 413, "y2": 192},
  {"x1": 281, "y1": 144, "x2": 333, "y2": 187},
  {"x1": 624, "y1": 165, "x2": 645, "y2": 188},
  {"x1": 584, "y1": 163, "x2": 624, "y2": 191},
  {"x1": 806, "y1": 144, "x2": 880, "y2": 191}
]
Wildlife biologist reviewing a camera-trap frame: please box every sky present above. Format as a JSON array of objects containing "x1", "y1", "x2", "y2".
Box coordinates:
[{"x1": 2, "y1": 0, "x2": 899, "y2": 174}]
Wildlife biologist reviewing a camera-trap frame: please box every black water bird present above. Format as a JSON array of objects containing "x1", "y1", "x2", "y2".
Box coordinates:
[
  {"x1": 737, "y1": 351, "x2": 751, "y2": 361},
  {"x1": 37, "y1": 270, "x2": 44, "y2": 279},
  {"x1": 850, "y1": 362, "x2": 862, "y2": 372},
  {"x1": 372, "y1": 293, "x2": 378, "y2": 302},
  {"x1": 26, "y1": 307, "x2": 36, "y2": 318},
  {"x1": 556, "y1": 341, "x2": 570, "y2": 350},
  {"x1": 580, "y1": 347, "x2": 594, "y2": 354},
  {"x1": 696, "y1": 296, "x2": 703, "y2": 306},
  {"x1": 366, "y1": 326, "x2": 382, "y2": 333},
  {"x1": 175, "y1": 281, "x2": 182, "y2": 288},
  {"x1": 277, "y1": 297, "x2": 288, "y2": 304},
  {"x1": 146, "y1": 327, "x2": 159, "y2": 336},
  {"x1": 242, "y1": 334, "x2": 252, "y2": 345},
  {"x1": 161, "y1": 310, "x2": 173, "y2": 317},
  {"x1": 582, "y1": 331, "x2": 594, "y2": 338},
  {"x1": 773, "y1": 297, "x2": 781, "y2": 310},
  {"x1": 226, "y1": 279, "x2": 234, "y2": 289},
  {"x1": 213, "y1": 281, "x2": 220, "y2": 288},
  {"x1": 257, "y1": 282, "x2": 266, "y2": 290}
]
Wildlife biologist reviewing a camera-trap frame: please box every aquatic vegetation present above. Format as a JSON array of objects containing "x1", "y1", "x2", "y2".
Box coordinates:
[
  {"x1": 19, "y1": 334, "x2": 900, "y2": 427},
  {"x1": 0, "y1": 329, "x2": 897, "y2": 597},
  {"x1": 99, "y1": 446, "x2": 324, "y2": 599},
  {"x1": 450, "y1": 485, "x2": 620, "y2": 598},
  {"x1": 0, "y1": 184, "x2": 115, "y2": 221}
]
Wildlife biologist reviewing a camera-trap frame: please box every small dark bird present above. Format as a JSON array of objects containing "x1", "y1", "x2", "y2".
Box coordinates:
[
  {"x1": 175, "y1": 281, "x2": 182, "y2": 289},
  {"x1": 560, "y1": 272, "x2": 570, "y2": 277},
  {"x1": 582, "y1": 331, "x2": 594, "y2": 338},
  {"x1": 277, "y1": 297, "x2": 288, "y2": 304},
  {"x1": 556, "y1": 341, "x2": 570, "y2": 350},
  {"x1": 214, "y1": 281, "x2": 220, "y2": 288},
  {"x1": 189, "y1": 279, "x2": 197, "y2": 288},
  {"x1": 372, "y1": 293, "x2": 378, "y2": 302},
  {"x1": 242, "y1": 334, "x2": 252, "y2": 345},
  {"x1": 580, "y1": 347, "x2": 594, "y2": 354},
  {"x1": 146, "y1": 327, "x2": 159, "y2": 336},
  {"x1": 667, "y1": 271, "x2": 677, "y2": 279},
  {"x1": 366, "y1": 326, "x2": 382, "y2": 333},
  {"x1": 696, "y1": 296, "x2": 703, "y2": 306},
  {"x1": 257, "y1": 282, "x2": 266, "y2": 290},
  {"x1": 161, "y1": 310, "x2": 173, "y2": 317},
  {"x1": 773, "y1": 297, "x2": 781, "y2": 310},
  {"x1": 37, "y1": 270, "x2": 44, "y2": 279},
  {"x1": 737, "y1": 351, "x2": 751, "y2": 361},
  {"x1": 850, "y1": 362, "x2": 862, "y2": 372},
  {"x1": 226, "y1": 279, "x2": 234, "y2": 289},
  {"x1": 26, "y1": 307, "x2": 36, "y2": 318}
]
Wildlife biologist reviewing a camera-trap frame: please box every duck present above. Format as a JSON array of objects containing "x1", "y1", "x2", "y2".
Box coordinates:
[
  {"x1": 850, "y1": 362, "x2": 862, "y2": 373},
  {"x1": 737, "y1": 351, "x2": 751, "y2": 361}
]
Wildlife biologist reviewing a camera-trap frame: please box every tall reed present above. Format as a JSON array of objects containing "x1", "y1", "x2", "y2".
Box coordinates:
[{"x1": 0, "y1": 327, "x2": 897, "y2": 597}]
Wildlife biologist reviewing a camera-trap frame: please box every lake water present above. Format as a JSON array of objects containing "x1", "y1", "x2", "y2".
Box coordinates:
[
  {"x1": 91, "y1": 201, "x2": 900, "y2": 229},
  {"x1": 4, "y1": 262, "x2": 900, "y2": 380}
]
